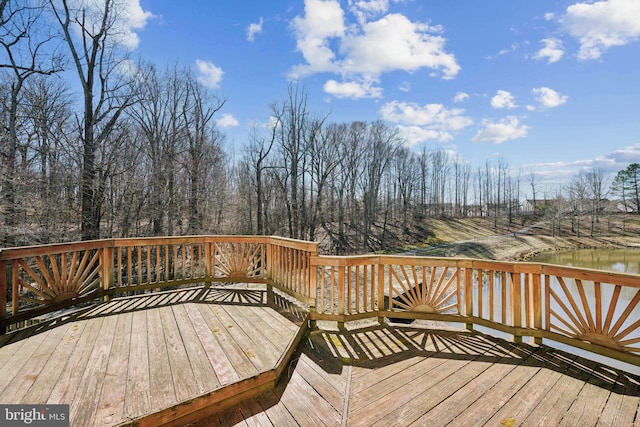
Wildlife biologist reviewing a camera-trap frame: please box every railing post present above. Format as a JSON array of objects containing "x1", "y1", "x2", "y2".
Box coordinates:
[
  {"x1": 377, "y1": 263, "x2": 385, "y2": 324},
  {"x1": 11, "y1": 260, "x2": 19, "y2": 318},
  {"x1": 204, "y1": 240, "x2": 212, "y2": 287},
  {"x1": 532, "y1": 273, "x2": 542, "y2": 345},
  {"x1": 337, "y1": 265, "x2": 345, "y2": 330},
  {"x1": 464, "y1": 267, "x2": 473, "y2": 331},
  {"x1": 308, "y1": 259, "x2": 317, "y2": 329},
  {"x1": 102, "y1": 245, "x2": 115, "y2": 302},
  {"x1": 511, "y1": 272, "x2": 522, "y2": 344},
  {"x1": 266, "y1": 241, "x2": 273, "y2": 282}
]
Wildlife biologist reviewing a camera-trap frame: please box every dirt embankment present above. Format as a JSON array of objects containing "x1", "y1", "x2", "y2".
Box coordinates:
[{"x1": 401, "y1": 214, "x2": 640, "y2": 261}]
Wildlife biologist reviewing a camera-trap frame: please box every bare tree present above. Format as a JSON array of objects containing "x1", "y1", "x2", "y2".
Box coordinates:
[
  {"x1": 0, "y1": 0, "x2": 63, "y2": 245},
  {"x1": 20, "y1": 75, "x2": 74, "y2": 242},
  {"x1": 527, "y1": 171, "x2": 540, "y2": 215},
  {"x1": 244, "y1": 123, "x2": 277, "y2": 234},
  {"x1": 567, "y1": 174, "x2": 587, "y2": 237},
  {"x1": 181, "y1": 75, "x2": 225, "y2": 234},
  {"x1": 585, "y1": 169, "x2": 608, "y2": 237},
  {"x1": 306, "y1": 121, "x2": 338, "y2": 240},
  {"x1": 49, "y1": 0, "x2": 141, "y2": 240}
]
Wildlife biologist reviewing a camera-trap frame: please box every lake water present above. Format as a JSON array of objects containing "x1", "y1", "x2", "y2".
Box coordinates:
[
  {"x1": 524, "y1": 247, "x2": 640, "y2": 374},
  {"x1": 529, "y1": 248, "x2": 640, "y2": 274}
]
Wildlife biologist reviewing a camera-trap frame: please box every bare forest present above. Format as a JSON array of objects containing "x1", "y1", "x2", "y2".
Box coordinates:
[{"x1": 1, "y1": 1, "x2": 638, "y2": 253}]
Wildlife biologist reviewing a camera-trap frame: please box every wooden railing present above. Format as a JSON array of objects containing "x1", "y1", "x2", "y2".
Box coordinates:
[
  {"x1": 311, "y1": 254, "x2": 640, "y2": 366},
  {"x1": 0, "y1": 236, "x2": 317, "y2": 330},
  {"x1": 1, "y1": 235, "x2": 639, "y2": 366}
]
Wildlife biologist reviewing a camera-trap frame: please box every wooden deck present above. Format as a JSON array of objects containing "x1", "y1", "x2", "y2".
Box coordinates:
[
  {"x1": 190, "y1": 322, "x2": 640, "y2": 427},
  {"x1": 2, "y1": 285, "x2": 640, "y2": 426},
  {"x1": 0, "y1": 285, "x2": 308, "y2": 426}
]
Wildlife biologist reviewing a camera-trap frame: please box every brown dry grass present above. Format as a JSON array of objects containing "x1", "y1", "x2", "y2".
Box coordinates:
[{"x1": 393, "y1": 213, "x2": 640, "y2": 261}]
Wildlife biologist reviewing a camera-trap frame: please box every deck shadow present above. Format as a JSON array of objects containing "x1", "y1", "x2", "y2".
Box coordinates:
[
  {"x1": 0, "y1": 284, "x2": 308, "y2": 347},
  {"x1": 304, "y1": 323, "x2": 640, "y2": 396}
]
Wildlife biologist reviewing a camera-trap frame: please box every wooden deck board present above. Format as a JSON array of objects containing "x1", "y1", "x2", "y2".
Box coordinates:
[
  {"x1": 146, "y1": 307, "x2": 176, "y2": 412},
  {"x1": 2, "y1": 287, "x2": 639, "y2": 427},
  {"x1": 21, "y1": 321, "x2": 88, "y2": 404},
  {"x1": 6, "y1": 323, "x2": 75, "y2": 403},
  {"x1": 209, "y1": 305, "x2": 276, "y2": 372},
  {"x1": 256, "y1": 389, "x2": 299, "y2": 427},
  {"x1": 358, "y1": 342, "x2": 504, "y2": 426},
  {"x1": 71, "y1": 313, "x2": 119, "y2": 427},
  {"x1": 0, "y1": 326, "x2": 58, "y2": 400},
  {"x1": 48, "y1": 316, "x2": 104, "y2": 406},
  {"x1": 159, "y1": 305, "x2": 201, "y2": 402},
  {"x1": 92, "y1": 311, "x2": 133, "y2": 427},
  {"x1": 191, "y1": 323, "x2": 640, "y2": 427},
  {"x1": 186, "y1": 303, "x2": 239, "y2": 385},
  {"x1": 124, "y1": 310, "x2": 152, "y2": 418},
  {"x1": 411, "y1": 342, "x2": 533, "y2": 425},
  {"x1": 196, "y1": 303, "x2": 260, "y2": 380},
  {"x1": 0, "y1": 288, "x2": 304, "y2": 426},
  {"x1": 218, "y1": 305, "x2": 285, "y2": 364},
  {"x1": 172, "y1": 304, "x2": 220, "y2": 394}
]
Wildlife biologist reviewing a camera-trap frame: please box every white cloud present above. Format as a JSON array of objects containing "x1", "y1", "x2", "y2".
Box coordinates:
[
  {"x1": 381, "y1": 101, "x2": 473, "y2": 129},
  {"x1": 291, "y1": 0, "x2": 460, "y2": 98},
  {"x1": 195, "y1": 60, "x2": 224, "y2": 89},
  {"x1": 532, "y1": 87, "x2": 568, "y2": 108},
  {"x1": 472, "y1": 116, "x2": 530, "y2": 144},
  {"x1": 526, "y1": 143, "x2": 640, "y2": 180},
  {"x1": 247, "y1": 17, "x2": 264, "y2": 42},
  {"x1": 559, "y1": 0, "x2": 640, "y2": 60},
  {"x1": 216, "y1": 114, "x2": 239, "y2": 128},
  {"x1": 396, "y1": 126, "x2": 449, "y2": 146},
  {"x1": 398, "y1": 81, "x2": 411, "y2": 92},
  {"x1": 491, "y1": 90, "x2": 517, "y2": 109},
  {"x1": 453, "y1": 91, "x2": 469, "y2": 103},
  {"x1": 349, "y1": 0, "x2": 392, "y2": 25},
  {"x1": 340, "y1": 13, "x2": 459, "y2": 79},
  {"x1": 291, "y1": 0, "x2": 345, "y2": 74},
  {"x1": 323, "y1": 79, "x2": 383, "y2": 98},
  {"x1": 381, "y1": 100, "x2": 473, "y2": 144},
  {"x1": 65, "y1": 0, "x2": 154, "y2": 49},
  {"x1": 533, "y1": 38, "x2": 565, "y2": 63},
  {"x1": 485, "y1": 43, "x2": 520, "y2": 60}
]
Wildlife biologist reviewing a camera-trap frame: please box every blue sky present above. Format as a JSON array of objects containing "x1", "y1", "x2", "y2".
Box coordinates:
[{"x1": 118, "y1": 0, "x2": 639, "y2": 188}]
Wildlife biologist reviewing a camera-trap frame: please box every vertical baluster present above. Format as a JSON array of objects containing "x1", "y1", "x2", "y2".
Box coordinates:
[
  {"x1": 477, "y1": 268, "x2": 483, "y2": 318},
  {"x1": 489, "y1": 270, "x2": 495, "y2": 322},
  {"x1": 377, "y1": 263, "x2": 385, "y2": 324},
  {"x1": 127, "y1": 247, "x2": 132, "y2": 286},
  {"x1": 146, "y1": 244, "x2": 151, "y2": 284},
  {"x1": 330, "y1": 265, "x2": 336, "y2": 315},
  {"x1": 347, "y1": 265, "x2": 352, "y2": 315},
  {"x1": 12, "y1": 260, "x2": 19, "y2": 316},
  {"x1": 137, "y1": 246, "x2": 142, "y2": 286},
  {"x1": 502, "y1": 272, "x2": 507, "y2": 324}
]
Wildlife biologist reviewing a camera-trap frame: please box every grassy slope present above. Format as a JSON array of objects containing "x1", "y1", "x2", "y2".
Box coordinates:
[{"x1": 383, "y1": 214, "x2": 640, "y2": 261}]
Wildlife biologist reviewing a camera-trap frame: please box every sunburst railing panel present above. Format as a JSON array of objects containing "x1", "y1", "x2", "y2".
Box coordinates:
[
  {"x1": 387, "y1": 264, "x2": 460, "y2": 315},
  {"x1": 546, "y1": 274, "x2": 640, "y2": 355},
  {"x1": 9, "y1": 247, "x2": 104, "y2": 314},
  {"x1": 212, "y1": 241, "x2": 265, "y2": 279}
]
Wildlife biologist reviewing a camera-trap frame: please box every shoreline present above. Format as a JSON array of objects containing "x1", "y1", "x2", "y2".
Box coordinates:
[{"x1": 410, "y1": 232, "x2": 640, "y2": 262}]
